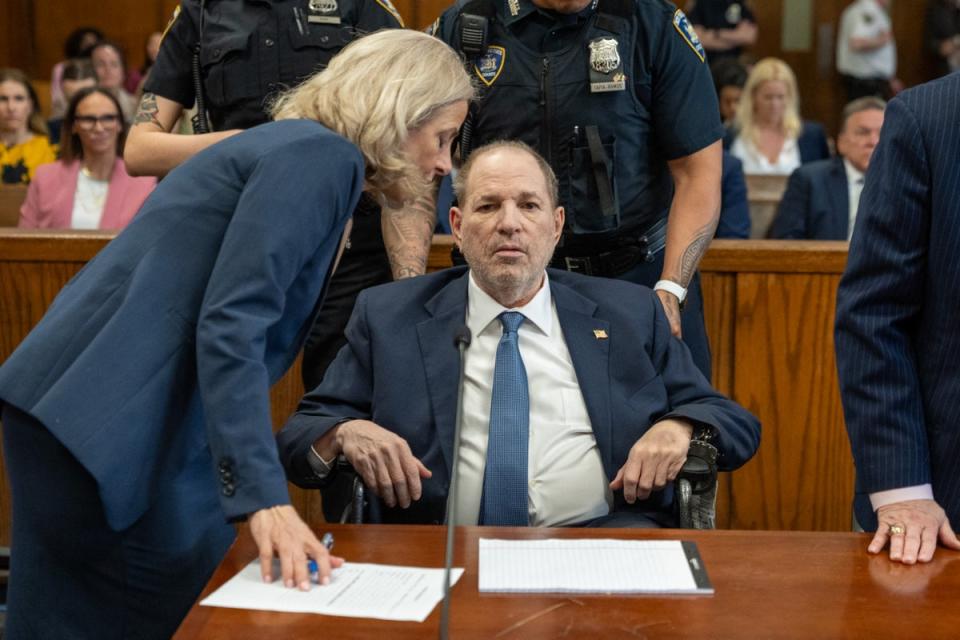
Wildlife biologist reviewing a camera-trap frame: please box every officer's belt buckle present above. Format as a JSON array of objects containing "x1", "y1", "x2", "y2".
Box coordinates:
[{"x1": 564, "y1": 256, "x2": 593, "y2": 276}]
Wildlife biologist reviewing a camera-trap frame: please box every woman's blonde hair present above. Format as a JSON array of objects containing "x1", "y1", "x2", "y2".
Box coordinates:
[
  {"x1": 271, "y1": 29, "x2": 475, "y2": 206},
  {"x1": 734, "y1": 57, "x2": 801, "y2": 146}
]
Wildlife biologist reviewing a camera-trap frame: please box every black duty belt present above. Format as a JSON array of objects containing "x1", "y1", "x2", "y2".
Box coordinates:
[{"x1": 553, "y1": 217, "x2": 668, "y2": 278}]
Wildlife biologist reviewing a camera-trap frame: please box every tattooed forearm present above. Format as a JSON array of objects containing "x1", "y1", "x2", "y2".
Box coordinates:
[
  {"x1": 676, "y1": 222, "x2": 714, "y2": 286},
  {"x1": 382, "y1": 191, "x2": 437, "y2": 280},
  {"x1": 134, "y1": 92, "x2": 163, "y2": 127}
]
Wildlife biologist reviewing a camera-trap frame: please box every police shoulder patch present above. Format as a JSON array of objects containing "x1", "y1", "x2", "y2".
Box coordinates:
[
  {"x1": 474, "y1": 45, "x2": 506, "y2": 87},
  {"x1": 672, "y1": 9, "x2": 705, "y2": 63},
  {"x1": 375, "y1": 0, "x2": 405, "y2": 27}
]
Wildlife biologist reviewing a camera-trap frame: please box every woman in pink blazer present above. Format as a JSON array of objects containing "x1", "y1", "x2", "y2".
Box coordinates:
[{"x1": 20, "y1": 87, "x2": 155, "y2": 230}]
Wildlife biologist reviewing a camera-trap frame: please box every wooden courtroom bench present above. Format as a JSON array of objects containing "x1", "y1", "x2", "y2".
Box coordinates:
[
  {"x1": 0, "y1": 230, "x2": 852, "y2": 544},
  {"x1": 0, "y1": 185, "x2": 27, "y2": 227},
  {"x1": 746, "y1": 174, "x2": 789, "y2": 238}
]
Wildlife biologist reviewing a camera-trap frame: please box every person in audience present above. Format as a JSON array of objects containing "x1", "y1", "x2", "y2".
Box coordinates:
[
  {"x1": 724, "y1": 57, "x2": 829, "y2": 175},
  {"x1": 712, "y1": 57, "x2": 749, "y2": 126},
  {"x1": 47, "y1": 58, "x2": 97, "y2": 144},
  {"x1": 769, "y1": 97, "x2": 885, "y2": 240},
  {"x1": 835, "y1": 72, "x2": 960, "y2": 564},
  {"x1": 0, "y1": 30, "x2": 473, "y2": 640},
  {"x1": 278, "y1": 141, "x2": 760, "y2": 529},
  {"x1": 20, "y1": 87, "x2": 156, "y2": 230},
  {"x1": 0, "y1": 69, "x2": 57, "y2": 185},
  {"x1": 836, "y1": 0, "x2": 898, "y2": 102},
  {"x1": 90, "y1": 40, "x2": 137, "y2": 122},
  {"x1": 49, "y1": 26, "x2": 103, "y2": 120},
  {"x1": 127, "y1": 31, "x2": 163, "y2": 95},
  {"x1": 924, "y1": 0, "x2": 960, "y2": 77},
  {"x1": 687, "y1": 0, "x2": 758, "y2": 63}
]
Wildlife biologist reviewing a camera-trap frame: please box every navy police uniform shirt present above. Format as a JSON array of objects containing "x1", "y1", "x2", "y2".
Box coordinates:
[
  {"x1": 431, "y1": 0, "x2": 723, "y2": 240},
  {"x1": 146, "y1": 0, "x2": 403, "y2": 131},
  {"x1": 686, "y1": 0, "x2": 754, "y2": 61}
]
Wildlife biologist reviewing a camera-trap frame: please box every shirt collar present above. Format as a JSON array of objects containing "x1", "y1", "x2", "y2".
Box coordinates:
[
  {"x1": 467, "y1": 270, "x2": 554, "y2": 338},
  {"x1": 843, "y1": 158, "x2": 865, "y2": 185}
]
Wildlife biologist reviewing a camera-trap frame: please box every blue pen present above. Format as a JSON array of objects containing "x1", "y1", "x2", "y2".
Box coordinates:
[{"x1": 308, "y1": 532, "x2": 336, "y2": 581}]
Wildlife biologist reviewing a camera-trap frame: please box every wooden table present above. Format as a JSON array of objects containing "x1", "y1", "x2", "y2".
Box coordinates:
[{"x1": 175, "y1": 524, "x2": 960, "y2": 639}]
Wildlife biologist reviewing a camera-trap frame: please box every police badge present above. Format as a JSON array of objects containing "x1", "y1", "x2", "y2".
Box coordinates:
[
  {"x1": 725, "y1": 3, "x2": 742, "y2": 25},
  {"x1": 308, "y1": 0, "x2": 340, "y2": 24},
  {"x1": 588, "y1": 38, "x2": 625, "y2": 93}
]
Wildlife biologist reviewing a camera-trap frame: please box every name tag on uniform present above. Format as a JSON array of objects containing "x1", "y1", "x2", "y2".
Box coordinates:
[
  {"x1": 308, "y1": 0, "x2": 341, "y2": 24},
  {"x1": 588, "y1": 37, "x2": 625, "y2": 93}
]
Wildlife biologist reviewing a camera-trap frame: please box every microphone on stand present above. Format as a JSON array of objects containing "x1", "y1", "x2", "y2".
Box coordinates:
[{"x1": 440, "y1": 324, "x2": 472, "y2": 640}]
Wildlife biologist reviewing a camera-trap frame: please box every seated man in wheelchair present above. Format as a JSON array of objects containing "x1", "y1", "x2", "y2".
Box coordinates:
[{"x1": 277, "y1": 141, "x2": 760, "y2": 528}]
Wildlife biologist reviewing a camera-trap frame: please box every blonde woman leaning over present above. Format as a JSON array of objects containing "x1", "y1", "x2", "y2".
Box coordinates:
[
  {"x1": 0, "y1": 29, "x2": 474, "y2": 640},
  {"x1": 724, "y1": 58, "x2": 829, "y2": 175}
]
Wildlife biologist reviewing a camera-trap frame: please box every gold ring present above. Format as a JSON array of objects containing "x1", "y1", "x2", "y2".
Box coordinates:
[{"x1": 889, "y1": 524, "x2": 905, "y2": 535}]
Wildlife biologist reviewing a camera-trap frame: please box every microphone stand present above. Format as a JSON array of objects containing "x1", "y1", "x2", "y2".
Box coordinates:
[{"x1": 440, "y1": 326, "x2": 471, "y2": 640}]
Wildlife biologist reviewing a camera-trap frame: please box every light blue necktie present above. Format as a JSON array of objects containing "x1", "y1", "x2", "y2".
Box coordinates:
[{"x1": 480, "y1": 311, "x2": 529, "y2": 526}]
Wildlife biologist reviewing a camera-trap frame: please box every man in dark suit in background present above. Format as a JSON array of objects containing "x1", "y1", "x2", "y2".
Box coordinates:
[
  {"x1": 278, "y1": 141, "x2": 759, "y2": 528},
  {"x1": 835, "y1": 73, "x2": 960, "y2": 564},
  {"x1": 769, "y1": 97, "x2": 885, "y2": 240}
]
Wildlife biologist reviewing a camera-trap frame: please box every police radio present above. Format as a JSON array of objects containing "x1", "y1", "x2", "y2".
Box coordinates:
[{"x1": 191, "y1": 0, "x2": 212, "y2": 134}]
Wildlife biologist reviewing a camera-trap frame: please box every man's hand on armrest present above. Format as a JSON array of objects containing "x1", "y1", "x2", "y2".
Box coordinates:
[
  {"x1": 313, "y1": 419, "x2": 432, "y2": 509},
  {"x1": 610, "y1": 418, "x2": 694, "y2": 503}
]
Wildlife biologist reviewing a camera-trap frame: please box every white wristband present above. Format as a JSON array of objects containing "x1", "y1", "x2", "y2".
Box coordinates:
[{"x1": 653, "y1": 279, "x2": 687, "y2": 304}]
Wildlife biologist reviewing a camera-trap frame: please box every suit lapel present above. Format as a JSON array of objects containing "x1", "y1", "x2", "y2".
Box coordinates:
[
  {"x1": 828, "y1": 157, "x2": 851, "y2": 239},
  {"x1": 416, "y1": 271, "x2": 470, "y2": 478},
  {"x1": 551, "y1": 280, "x2": 614, "y2": 474}
]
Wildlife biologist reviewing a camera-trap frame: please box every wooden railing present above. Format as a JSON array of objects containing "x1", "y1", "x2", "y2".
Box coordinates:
[{"x1": 0, "y1": 231, "x2": 852, "y2": 544}]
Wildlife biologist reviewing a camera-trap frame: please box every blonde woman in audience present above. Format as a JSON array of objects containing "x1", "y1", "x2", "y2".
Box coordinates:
[
  {"x1": 20, "y1": 87, "x2": 155, "y2": 230},
  {"x1": 0, "y1": 29, "x2": 473, "y2": 640},
  {"x1": 724, "y1": 57, "x2": 829, "y2": 175},
  {"x1": 0, "y1": 69, "x2": 56, "y2": 185},
  {"x1": 90, "y1": 40, "x2": 138, "y2": 122}
]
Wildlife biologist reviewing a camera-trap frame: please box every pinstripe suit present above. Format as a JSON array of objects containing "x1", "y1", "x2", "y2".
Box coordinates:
[{"x1": 835, "y1": 72, "x2": 960, "y2": 532}]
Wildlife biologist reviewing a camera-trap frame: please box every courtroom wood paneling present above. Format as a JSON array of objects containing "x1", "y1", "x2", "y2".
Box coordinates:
[
  {"x1": 0, "y1": 231, "x2": 856, "y2": 545},
  {"x1": 727, "y1": 272, "x2": 853, "y2": 530},
  {"x1": 0, "y1": 185, "x2": 28, "y2": 227}
]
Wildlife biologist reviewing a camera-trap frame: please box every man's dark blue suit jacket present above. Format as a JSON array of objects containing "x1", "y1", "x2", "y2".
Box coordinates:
[
  {"x1": 835, "y1": 72, "x2": 960, "y2": 531},
  {"x1": 769, "y1": 156, "x2": 850, "y2": 240},
  {"x1": 278, "y1": 267, "x2": 760, "y2": 524}
]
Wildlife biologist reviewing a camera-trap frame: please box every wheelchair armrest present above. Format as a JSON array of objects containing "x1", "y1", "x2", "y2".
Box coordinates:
[{"x1": 674, "y1": 439, "x2": 719, "y2": 530}]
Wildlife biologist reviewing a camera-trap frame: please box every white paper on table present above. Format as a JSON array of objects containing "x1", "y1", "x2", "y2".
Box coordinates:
[
  {"x1": 201, "y1": 560, "x2": 464, "y2": 622},
  {"x1": 478, "y1": 538, "x2": 713, "y2": 594}
]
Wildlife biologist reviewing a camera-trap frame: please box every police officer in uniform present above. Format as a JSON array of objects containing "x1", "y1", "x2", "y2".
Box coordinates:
[
  {"x1": 686, "y1": 1, "x2": 757, "y2": 63},
  {"x1": 125, "y1": 0, "x2": 409, "y2": 393},
  {"x1": 430, "y1": 0, "x2": 723, "y2": 377}
]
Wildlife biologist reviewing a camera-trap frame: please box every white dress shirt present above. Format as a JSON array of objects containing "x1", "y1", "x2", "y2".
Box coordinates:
[
  {"x1": 730, "y1": 135, "x2": 801, "y2": 176},
  {"x1": 843, "y1": 159, "x2": 865, "y2": 240},
  {"x1": 836, "y1": 0, "x2": 897, "y2": 79},
  {"x1": 454, "y1": 271, "x2": 612, "y2": 526}
]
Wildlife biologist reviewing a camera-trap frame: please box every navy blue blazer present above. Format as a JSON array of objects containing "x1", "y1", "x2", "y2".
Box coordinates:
[
  {"x1": 835, "y1": 73, "x2": 960, "y2": 531},
  {"x1": 278, "y1": 268, "x2": 760, "y2": 524},
  {"x1": 0, "y1": 120, "x2": 364, "y2": 530},
  {"x1": 769, "y1": 156, "x2": 850, "y2": 240},
  {"x1": 723, "y1": 121, "x2": 830, "y2": 165},
  {"x1": 718, "y1": 151, "x2": 751, "y2": 238}
]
